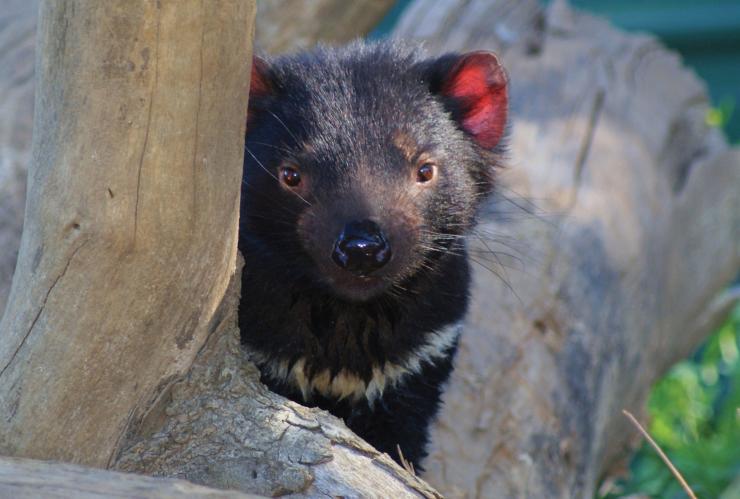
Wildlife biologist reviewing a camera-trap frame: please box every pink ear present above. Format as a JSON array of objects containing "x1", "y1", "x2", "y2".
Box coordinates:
[
  {"x1": 250, "y1": 56, "x2": 272, "y2": 98},
  {"x1": 441, "y1": 52, "x2": 508, "y2": 149}
]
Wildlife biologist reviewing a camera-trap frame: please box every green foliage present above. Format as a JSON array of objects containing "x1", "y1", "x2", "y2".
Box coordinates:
[
  {"x1": 706, "y1": 98, "x2": 736, "y2": 135},
  {"x1": 601, "y1": 304, "x2": 740, "y2": 498}
]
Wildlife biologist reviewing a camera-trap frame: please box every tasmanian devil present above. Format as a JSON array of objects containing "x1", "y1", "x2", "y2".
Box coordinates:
[{"x1": 238, "y1": 41, "x2": 508, "y2": 470}]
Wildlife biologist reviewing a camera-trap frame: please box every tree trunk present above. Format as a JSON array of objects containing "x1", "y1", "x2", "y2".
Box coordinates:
[
  {"x1": 113, "y1": 2, "x2": 738, "y2": 497},
  {"x1": 0, "y1": 0, "x2": 255, "y2": 466}
]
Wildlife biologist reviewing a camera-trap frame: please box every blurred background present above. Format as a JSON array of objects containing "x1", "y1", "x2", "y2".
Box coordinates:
[
  {"x1": 568, "y1": 0, "x2": 740, "y2": 145},
  {"x1": 374, "y1": 1, "x2": 740, "y2": 497},
  {"x1": 548, "y1": 3, "x2": 740, "y2": 498},
  {"x1": 567, "y1": 3, "x2": 740, "y2": 497}
]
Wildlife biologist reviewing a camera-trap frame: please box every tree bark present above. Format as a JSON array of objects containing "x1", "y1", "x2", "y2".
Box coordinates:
[
  {"x1": 114, "y1": 257, "x2": 440, "y2": 498},
  {"x1": 0, "y1": 0, "x2": 255, "y2": 466}
]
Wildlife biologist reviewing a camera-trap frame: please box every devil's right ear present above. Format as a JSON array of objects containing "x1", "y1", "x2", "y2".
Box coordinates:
[{"x1": 247, "y1": 56, "x2": 276, "y2": 127}]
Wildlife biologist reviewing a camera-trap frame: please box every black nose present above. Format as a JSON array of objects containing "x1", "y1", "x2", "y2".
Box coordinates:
[{"x1": 332, "y1": 220, "x2": 391, "y2": 275}]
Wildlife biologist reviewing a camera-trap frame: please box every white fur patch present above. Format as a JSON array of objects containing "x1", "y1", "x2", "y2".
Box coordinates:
[{"x1": 255, "y1": 322, "x2": 461, "y2": 404}]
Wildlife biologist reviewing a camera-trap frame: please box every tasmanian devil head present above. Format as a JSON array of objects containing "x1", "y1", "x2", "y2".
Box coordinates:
[{"x1": 241, "y1": 42, "x2": 508, "y2": 302}]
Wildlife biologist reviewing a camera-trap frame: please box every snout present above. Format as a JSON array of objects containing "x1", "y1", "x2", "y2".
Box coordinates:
[{"x1": 331, "y1": 220, "x2": 391, "y2": 276}]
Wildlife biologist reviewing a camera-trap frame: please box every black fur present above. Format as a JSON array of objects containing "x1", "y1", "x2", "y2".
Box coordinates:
[{"x1": 238, "y1": 41, "x2": 506, "y2": 470}]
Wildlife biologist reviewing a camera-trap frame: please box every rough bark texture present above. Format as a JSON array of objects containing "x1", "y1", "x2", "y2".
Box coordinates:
[
  {"x1": 392, "y1": 0, "x2": 740, "y2": 497},
  {"x1": 116, "y1": 258, "x2": 440, "y2": 498},
  {"x1": 0, "y1": 0, "x2": 255, "y2": 465}
]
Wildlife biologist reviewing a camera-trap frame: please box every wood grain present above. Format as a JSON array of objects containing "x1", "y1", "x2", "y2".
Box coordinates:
[{"x1": 0, "y1": 0, "x2": 255, "y2": 466}]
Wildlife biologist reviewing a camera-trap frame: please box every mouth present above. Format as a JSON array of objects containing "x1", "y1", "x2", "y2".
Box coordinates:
[{"x1": 325, "y1": 272, "x2": 390, "y2": 302}]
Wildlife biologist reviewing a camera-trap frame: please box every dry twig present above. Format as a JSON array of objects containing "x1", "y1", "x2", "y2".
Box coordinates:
[
  {"x1": 622, "y1": 409, "x2": 698, "y2": 499},
  {"x1": 396, "y1": 445, "x2": 416, "y2": 476}
]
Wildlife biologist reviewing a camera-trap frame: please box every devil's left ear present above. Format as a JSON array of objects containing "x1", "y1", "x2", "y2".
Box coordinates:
[
  {"x1": 422, "y1": 51, "x2": 508, "y2": 149},
  {"x1": 250, "y1": 56, "x2": 273, "y2": 99}
]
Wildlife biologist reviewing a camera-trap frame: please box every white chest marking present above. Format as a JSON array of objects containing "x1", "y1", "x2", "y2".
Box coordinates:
[{"x1": 257, "y1": 322, "x2": 461, "y2": 404}]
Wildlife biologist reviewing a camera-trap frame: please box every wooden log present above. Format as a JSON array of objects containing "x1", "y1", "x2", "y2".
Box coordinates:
[
  {"x1": 392, "y1": 0, "x2": 740, "y2": 497},
  {"x1": 0, "y1": 455, "x2": 257, "y2": 499},
  {"x1": 0, "y1": 0, "x2": 255, "y2": 465},
  {"x1": 115, "y1": 259, "x2": 441, "y2": 498}
]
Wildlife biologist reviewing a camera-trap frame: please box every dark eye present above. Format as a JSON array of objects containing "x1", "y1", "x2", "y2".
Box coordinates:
[
  {"x1": 280, "y1": 166, "x2": 301, "y2": 187},
  {"x1": 416, "y1": 163, "x2": 435, "y2": 183}
]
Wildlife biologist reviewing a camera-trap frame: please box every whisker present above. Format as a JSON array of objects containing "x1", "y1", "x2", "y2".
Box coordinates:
[
  {"x1": 240, "y1": 185, "x2": 306, "y2": 221},
  {"x1": 474, "y1": 232, "x2": 513, "y2": 285},
  {"x1": 467, "y1": 255, "x2": 522, "y2": 304},
  {"x1": 247, "y1": 140, "x2": 295, "y2": 155},
  {"x1": 267, "y1": 110, "x2": 300, "y2": 146},
  {"x1": 244, "y1": 147, "x2": 311, "y2": 206}
]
